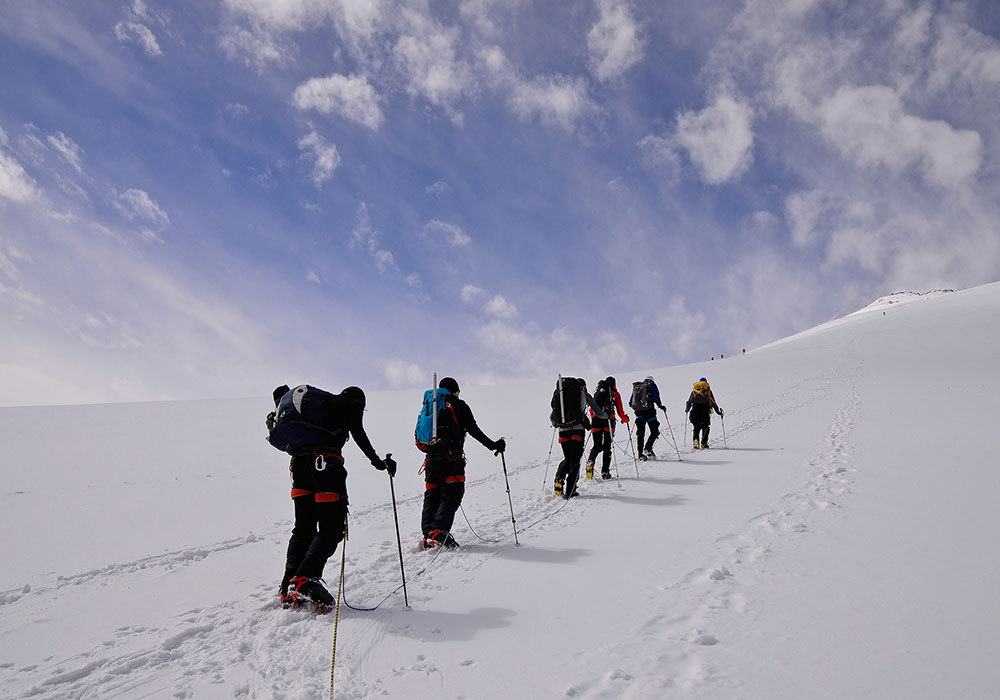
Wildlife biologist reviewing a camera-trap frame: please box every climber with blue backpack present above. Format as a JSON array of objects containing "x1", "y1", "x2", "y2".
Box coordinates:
[{"x1": 415, "y1": 377, "x2": 505, "y2": 549}]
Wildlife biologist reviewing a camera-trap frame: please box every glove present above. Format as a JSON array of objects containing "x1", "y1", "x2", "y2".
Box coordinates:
[
  {"x1": 716, "y1": 408, "x2": 724, "y2": 417},
  {"x1": 384, "y1": 455, "x2": 397, "y2": 477},
  {"x1": 492, "y1": 438, "x2": 506, "y2": 456},
  {"x1": 622, "y1": 415, "x2": 629, "y2": 424},
  {"x1": 583, "y1": 418, "x2": 592, "y2": 431}
]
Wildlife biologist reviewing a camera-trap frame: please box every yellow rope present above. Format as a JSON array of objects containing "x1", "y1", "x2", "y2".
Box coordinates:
[{"x1": 329, "y1": 516, "x2": 348, "y2": 699}]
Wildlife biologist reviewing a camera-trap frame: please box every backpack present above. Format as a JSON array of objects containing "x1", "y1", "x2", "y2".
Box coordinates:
[
  {"x1": 550, "y1": 377, "x2": 584, "y2": 428},
  {"x1": 593, "y1": 380, "x2": 612, "y2": 414},
  {"x1": 630, "y1": 380, "x2": 653, "y2": 411},
  {"x1": 691, "y1": 380, "x2": 711, "y2": 405},
  {"x1": 414, "y1": 387, "x2": 462, "y2": 452},
  {"x1": 266, "y1": 385, "x2": 346, "y2": 454}
]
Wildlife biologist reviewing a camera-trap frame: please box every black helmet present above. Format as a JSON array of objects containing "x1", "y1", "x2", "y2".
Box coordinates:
[
  {"x1": 341, "y1": 386, "x2": 366, "y2": 407},
  {"x1": 605, "y1": 376, "x2": 616, "y2": 387},
  {"x1": 439, "y1": 377, "x2": 460, "y2": 395}
]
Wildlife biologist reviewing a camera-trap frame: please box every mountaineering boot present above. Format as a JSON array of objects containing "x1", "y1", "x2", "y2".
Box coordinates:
[
  {"x1": 279, "y1": 583, "x2": 297, "y2": 609},
  {"x1": 693, "y1": 439, "x2": 700, "y2": 449},
  {"x1": 645, "y1": 449, "x2": 656, "y2": 460},
  {"x1": 701, "y1": 442, "x2": 709, "y2": 449},
  {"x1": 288, "y1": 576, "x2": 334, "y2": 609},
  {"x1": 423, "y1": 528, "x2": 457, "y2": 550},
  {"x1": 554, "y1": 478, "x2": 564, "y2": 496},
  {"x1": 601, "y1": 470, "x2": 612, "y2": 480},
  {"x1": 585, "y1": 460, "x2": 595, "y2": 479}
]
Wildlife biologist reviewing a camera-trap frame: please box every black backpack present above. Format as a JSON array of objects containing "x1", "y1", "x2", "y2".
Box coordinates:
[
  {"x1": 550, "y1": 376, "x2": 584, "y2": 428},
  {"x1": 593, "y1": 380, "x2": 612, "y2": 414},
  {"x1": 266, "y1": 385, "x2": 347, "y2": 454},
  {"x1": 630, "y1": 380, "x2": 653, "y2": 411}
]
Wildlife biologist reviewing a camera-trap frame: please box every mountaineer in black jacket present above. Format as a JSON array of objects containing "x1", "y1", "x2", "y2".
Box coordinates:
[
  {"x1": 420, "y1": 377, "x2": 505, "y2": 549},
  {"x1": 272, "y1": 384, "x2": 395, "y2": 609}
]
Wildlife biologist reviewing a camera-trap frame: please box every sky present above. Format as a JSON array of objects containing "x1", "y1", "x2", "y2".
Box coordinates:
[{"x1": 1, "y1": 0, "x2": 999, "y2": 406}]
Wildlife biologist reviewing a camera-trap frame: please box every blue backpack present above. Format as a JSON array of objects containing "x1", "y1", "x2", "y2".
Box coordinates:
[
  {"x1": 267, "y1": 385, "x2": 346, "y2": 454},
  {"x1": 414, "y1": 387, "x2": 461, "y2": 451}
]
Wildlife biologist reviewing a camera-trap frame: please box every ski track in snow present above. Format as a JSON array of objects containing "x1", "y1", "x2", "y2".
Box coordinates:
[
  {"x1": 572, "y1": 377, "x2": 862, "y2": 699},
  {"x1": 1, "y1": 370, "x2": 861, "y2": 699}
]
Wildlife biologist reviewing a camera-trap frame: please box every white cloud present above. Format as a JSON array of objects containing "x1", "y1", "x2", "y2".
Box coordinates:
[
  {"x1": 637, "y1": 133, "x2": 681, "y2": 179},
  {"x1": 927, "y1": 16, "x2": 1000, "y2": 93},
  {"x1": 113, "y1": 21, "x2": 162, "y2": 57},
  {"x1": 587, "y1": 0, "x2": 644, "y2": 83},
  {"x1": 651, "y1": 295, "x2": 706, "y2": 358},
  {"x1": 423, "y1": 219, "x2": 472, "y2": 247},
  {"x1": 297, "y1": 130, "x2": 341, "y2": 187},
  {"x1": 383, "y1": 359, "x2": 426, "y2": 388},
  {"x1": 293, "y1": 74, "x2": 384, "y2": 130},
  {"x1": 351, "y1": 202, "x2": 398, "y2": 275},
  {"x1": 113, "y1": 188, "x2": 169, "y2": 229},
  {"x1": 224, "y1": 103, "x2": 249, "y2": 118},
  {"x1": 305, "y1": 271, "x2": 320, "y2": 284},
  {"x1": 818, "y1": 84, "x2": 982, "y2": 189},
  {"x1": 0, "y1": 150, "x2": 40, "y2": 203},
  {"x1": 426, "y1": 180, "x2": 452, "y2": 197},
  {"x1": 484, "y1": 294, "x2": 518, "y2": 319},
  {"x1": 393, "y1": 11, "x2": 469, "y2": 119},
  {"x1": 674, "y1": 93, "x2": 754, "y2": 185},
  {"x1": 373, "y1": 249, "x2": 397, "y2": 273},
  {"x1": 46, "y1": 132, "x2": 83, "y2": 173},
  {"x1": 507, "y1": 74, "x2": 598, "y2": 132},
  {"x1": 460, "y1": 284, "x2": 484, "y2": 303},
  {"x1": 219, "y1": 25, "x2": 287, "y2": 69},
  {"x1": 473, "y1": 319, "x2": 627, "y2": 381}
]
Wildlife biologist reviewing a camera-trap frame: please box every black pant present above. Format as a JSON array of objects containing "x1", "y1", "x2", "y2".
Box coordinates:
[
  {"x1": 282, "y1": 450, "x2": 349, "y2": 587},
  {"x1": 588, "y1": 426, "x2": 613, "y2": 473},
  {"x1": 634, "y1": 410, "x2": 659, "y2": 452},
  {"x1": 421, "y1": 453, "x2": 467, "y2": 537},
  {"x1": 690, "y1": 405, "x2": 711, "y2": 445},
  {"x1": 555, "y1": 429, "x2": 585, "y2": 497}
]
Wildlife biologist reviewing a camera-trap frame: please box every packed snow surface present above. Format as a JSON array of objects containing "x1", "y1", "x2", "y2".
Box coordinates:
[{"x1": 2, "y1": 282, "x2": 999, "y2": 699}]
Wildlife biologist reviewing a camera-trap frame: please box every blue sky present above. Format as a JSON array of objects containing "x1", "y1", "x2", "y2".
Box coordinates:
[{"x1": 1, "y1": 0, "x2": 999, "y2": 406}]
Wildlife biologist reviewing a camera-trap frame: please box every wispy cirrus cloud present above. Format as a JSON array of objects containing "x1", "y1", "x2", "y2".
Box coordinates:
[
  {"x1": 423, "y1": 219, "x2": 472, "y2": 247},
  {"x1": 113, "y1": 188, "x2": 169, "y2": 241}
]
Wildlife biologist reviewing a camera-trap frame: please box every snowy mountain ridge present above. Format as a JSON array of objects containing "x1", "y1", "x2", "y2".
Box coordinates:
[{"x1": 1, "y1": 282, "x2": 999, "y2": 699}]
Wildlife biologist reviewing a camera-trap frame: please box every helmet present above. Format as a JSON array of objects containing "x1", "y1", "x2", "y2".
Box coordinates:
[
  {"x1": 605, "y1": 376, "x2": 616, "y2": 387},
  {"x1": 342, "y1": 386, "x2": 366, "y2": 407},
  {"x1": 439, "y1": 377, "x2": 460, "y2": 395},
  {"x1": 699, "y1": 377, "x2": 707, "y2": 382}
]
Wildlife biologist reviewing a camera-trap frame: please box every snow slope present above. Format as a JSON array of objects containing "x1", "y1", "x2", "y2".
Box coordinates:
[{"x1": 2, "y1": 282, "x2": 999, "y2": 699}]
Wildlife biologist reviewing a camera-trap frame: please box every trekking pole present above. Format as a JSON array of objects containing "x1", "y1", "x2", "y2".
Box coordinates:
[
  {"x1": 685, "y1": 410, "x2": 690, "y2": 451},
  {"x1": 499, "y1": 449, "x2": 519, "y2": 545},
  {"x1": 609, "y1": 425, "x2": 623, "y2": 489},
  {"x1": 625, "y1": 420, "x2": 639, "y2": 477},
  {"x1": 661, "y1": 407, "x2": 682, "y2": 461},
  {"x1": 385, "y1": 454, "x2": 409, "y2": 607},
  {"x1": 542, "y1": 427, "x2": 556, "y2": 491},
  {"x1": 721, "y1": 414, "x2": 728, "y2": 449}
]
